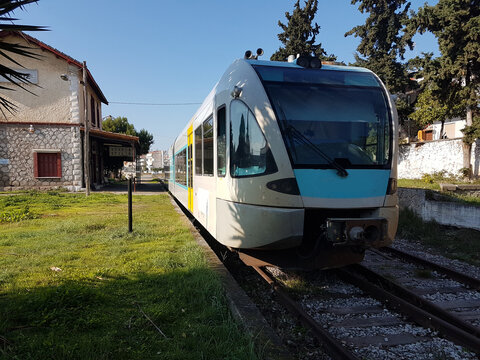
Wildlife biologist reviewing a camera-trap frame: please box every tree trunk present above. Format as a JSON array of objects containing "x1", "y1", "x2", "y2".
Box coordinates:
[
  {"x1": 439, "y1": 121, "x2": 445, "y2": 139},
  {"x1": 462, "y1": 107, "x2": 473, "y2": 176}
]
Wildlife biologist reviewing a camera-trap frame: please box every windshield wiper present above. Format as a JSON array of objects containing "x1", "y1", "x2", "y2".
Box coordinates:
[
  {"x1": 273, "y1": 101, "x2": 348, "y2": 177},
  {"x1": 284, "y1": 123, "x2": 349, "y2": 178}
]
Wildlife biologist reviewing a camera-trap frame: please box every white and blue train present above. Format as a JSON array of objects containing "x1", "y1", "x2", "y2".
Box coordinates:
[{"x1": 169, "y1": 51, "x2": 399, "y2": 269}]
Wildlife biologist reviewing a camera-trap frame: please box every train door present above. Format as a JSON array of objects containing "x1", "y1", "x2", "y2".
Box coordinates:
[{"x1": 187, "y1": 125, "x2": 194, "y2": 212}]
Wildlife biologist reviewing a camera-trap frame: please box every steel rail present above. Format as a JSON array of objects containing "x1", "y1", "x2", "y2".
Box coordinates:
[
  {"x1": 251, "y1": 266, "x2": 360, "y2": 360},
  {"x1": 337, "y1": 264, "x2": 480, "y2": 354},
  {"x1": 380, "y1": 246, "x2": 480, "y2": 290}
]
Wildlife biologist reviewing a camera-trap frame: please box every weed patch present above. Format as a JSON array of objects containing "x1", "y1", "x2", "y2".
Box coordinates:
[{"x1": 0, "y1": 206, "x2": 37, "y2": 223}]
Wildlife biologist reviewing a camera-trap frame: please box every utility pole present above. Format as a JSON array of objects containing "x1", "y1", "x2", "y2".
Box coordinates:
[{"x1": 83, "y1": 61, "x2": 91, "y2": 196}]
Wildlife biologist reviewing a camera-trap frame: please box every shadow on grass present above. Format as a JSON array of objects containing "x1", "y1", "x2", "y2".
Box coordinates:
[
  {"x1": 95, "y1": 182, "x2": 167, "y2": 193},
  {"x1": 0, "y1": 270, "x2": 257, "y2": 360}
]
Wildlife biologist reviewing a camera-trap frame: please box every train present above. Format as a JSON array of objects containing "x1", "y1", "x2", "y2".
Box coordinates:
[{"x1": 168, "y1": 50, "x2": 399, "y2": 269}]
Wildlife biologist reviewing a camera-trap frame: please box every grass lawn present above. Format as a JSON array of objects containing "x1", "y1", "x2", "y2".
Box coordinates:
[
  {"x1": 398, "y1": 208, "x2": 480, "y2": 267},
  {"x1": 398, "y1": 178, "x2": 441, "y2": 191},
  {"x1": 0, "y1": 191, "x2": 258, "y2": 360}
]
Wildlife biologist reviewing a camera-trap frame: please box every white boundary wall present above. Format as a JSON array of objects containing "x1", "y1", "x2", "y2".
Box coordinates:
[{"x1": 398, "y1": 138, "x2": 480, "y2": 179}]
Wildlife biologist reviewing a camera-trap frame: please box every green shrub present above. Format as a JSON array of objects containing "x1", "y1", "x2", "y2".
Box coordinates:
[{"x1": 422, "y1": 173, "x2": 435, "y2": 184}]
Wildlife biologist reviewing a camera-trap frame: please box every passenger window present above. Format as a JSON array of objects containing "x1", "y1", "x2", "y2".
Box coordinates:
[
  {"x1": 203, "y1": 117, "x2": 214, "y2": 175},
  {"x1": 195, "y1": 126, "x2": 202, "y2": 175},
  {"x1": 217, "y1": 106, "x2": 226, "y2": 177},
  {"x1": 230, "y1": 100, "x2": 277, "y2": 177},
  {"x1": 174, "y1": 148, "x2": 187, "y2": 186}
]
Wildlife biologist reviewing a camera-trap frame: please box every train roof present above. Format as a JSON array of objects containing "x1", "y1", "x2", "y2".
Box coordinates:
[
  {"x1": 245, "y1": 59, "x2": 373, "y2": 73},
  {"x1": 172, "y1": 58, "x2": 376, "y2": 148}
]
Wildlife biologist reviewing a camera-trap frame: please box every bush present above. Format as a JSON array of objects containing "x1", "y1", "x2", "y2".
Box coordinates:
[
  {"x1": 421, "y1": 171, "x2": 457, "y2": 184},
  {"x1": 422, "y1": 173, "x2": 435, "y2": 184}
]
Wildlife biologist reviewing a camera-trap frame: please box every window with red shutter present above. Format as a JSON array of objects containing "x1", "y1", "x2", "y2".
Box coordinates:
[{"x1": 34, "y1": 152, "x2": 62, "y2": 178}]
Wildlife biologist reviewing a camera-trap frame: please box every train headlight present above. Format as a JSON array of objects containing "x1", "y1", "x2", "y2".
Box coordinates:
[
  {"x1": 387, "y1": 178, "x2": 397, "y2": 195},
  {"x1": 266, "y1": 178, "x2": 300, "y2": 195}
]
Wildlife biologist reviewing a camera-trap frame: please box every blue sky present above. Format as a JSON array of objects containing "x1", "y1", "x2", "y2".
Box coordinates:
[{"x1": 17, "y1": 0, "x2": 438, "y2": 150}]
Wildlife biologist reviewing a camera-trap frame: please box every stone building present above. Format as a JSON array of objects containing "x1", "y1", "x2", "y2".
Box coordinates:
[{"x1": 0, "y1": 31, "x2": 139, "y2": 191}]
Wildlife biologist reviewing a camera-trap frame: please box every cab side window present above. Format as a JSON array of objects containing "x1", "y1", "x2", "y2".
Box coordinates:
[
  {"x1": 217, "y1": 106, "x2": 226, "y2": 177},
  {"x1": 230, "y1": 100, "x2": 277, "y2": 177}
]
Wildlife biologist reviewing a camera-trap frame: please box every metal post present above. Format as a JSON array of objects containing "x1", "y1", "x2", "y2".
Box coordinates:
[
  {"x1": 83, "y1": 61, "x2": 90, "y2": 196},
  {"x1": 128, "y1": 177, "x2": 133, "y2": 232}
]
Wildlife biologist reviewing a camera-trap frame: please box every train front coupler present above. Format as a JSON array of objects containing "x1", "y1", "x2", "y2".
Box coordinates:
[{"x1": 325, "y1": 217, "x2": 388, "y2": 248}]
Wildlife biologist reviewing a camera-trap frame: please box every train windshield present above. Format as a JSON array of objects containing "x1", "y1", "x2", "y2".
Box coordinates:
[{"x1": 253, "y1": 65, "x2": 392, "y2": 169}]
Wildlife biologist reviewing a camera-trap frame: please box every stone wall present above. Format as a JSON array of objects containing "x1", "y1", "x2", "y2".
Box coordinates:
[
  {"x1": 398, "y1": 138, "x2": 479, "y2": 179},
  {"x1": 0, "y1": 124, "x2": 83, "y2": 191},
  {"x1": 398, "y1": 187, "x2": 480, "y2": 231},
  {"x1": 440, "y1": 184, "x2": 480, "y2": 197}
]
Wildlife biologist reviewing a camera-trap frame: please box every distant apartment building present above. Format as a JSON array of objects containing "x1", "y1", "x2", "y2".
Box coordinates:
[{"x1": 141, "y1": 150, "x2": 167, "y2": 173}]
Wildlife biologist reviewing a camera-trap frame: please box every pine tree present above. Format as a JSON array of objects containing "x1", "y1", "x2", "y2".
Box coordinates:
[
  {"x1": 409, "y1": 0, "x2": 480, "y2": 172},
  {"x1": 271, "y1": 0, "x2": 335, "y2": 62},
  {"x1": 345, "y1": 0, "x2": 414, "y2": 93}
]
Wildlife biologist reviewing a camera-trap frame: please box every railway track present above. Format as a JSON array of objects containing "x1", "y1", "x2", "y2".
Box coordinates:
[
  {"x1": 357, "y1": 247, "x2": 480, "y2": 349},
  {"x1": 378, "y1": 246, "x2": 480, "y2": 289},
  {"x1": 171, "y1": 194, "x2": 480, "y2": 359},
  {"x1": 246, "y1": 249, "x2": 480, "y2": 359},
  {"x1": 253, "y1": 265, "x2": 361, "y2": 360}
]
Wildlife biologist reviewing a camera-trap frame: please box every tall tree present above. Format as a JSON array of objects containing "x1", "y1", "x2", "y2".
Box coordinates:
[
  {"x1": 345, "y1": 0, "x2": 414, "y2": 93},
  {"x1": 271, "y1": 0, "x2": 335, "y2": 61},
  {"x1": 408, "y1": 0, "x2": 480, "y2": 172},
  {"x1": 137, "y1": 128, "x2": 154, "y2": 155},
  {"x1": 0, "y1": 0, "x2": 46, "y2": 115}
]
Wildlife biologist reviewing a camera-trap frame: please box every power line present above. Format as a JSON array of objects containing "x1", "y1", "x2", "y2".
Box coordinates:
[{"x1": 109, "y1": 101, "x2": 202, "y2": 106}]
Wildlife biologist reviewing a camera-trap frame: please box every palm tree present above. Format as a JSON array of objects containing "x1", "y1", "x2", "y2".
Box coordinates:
[{"x1": 0, "y1": 0, "x2": 46, "y2": 114}]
